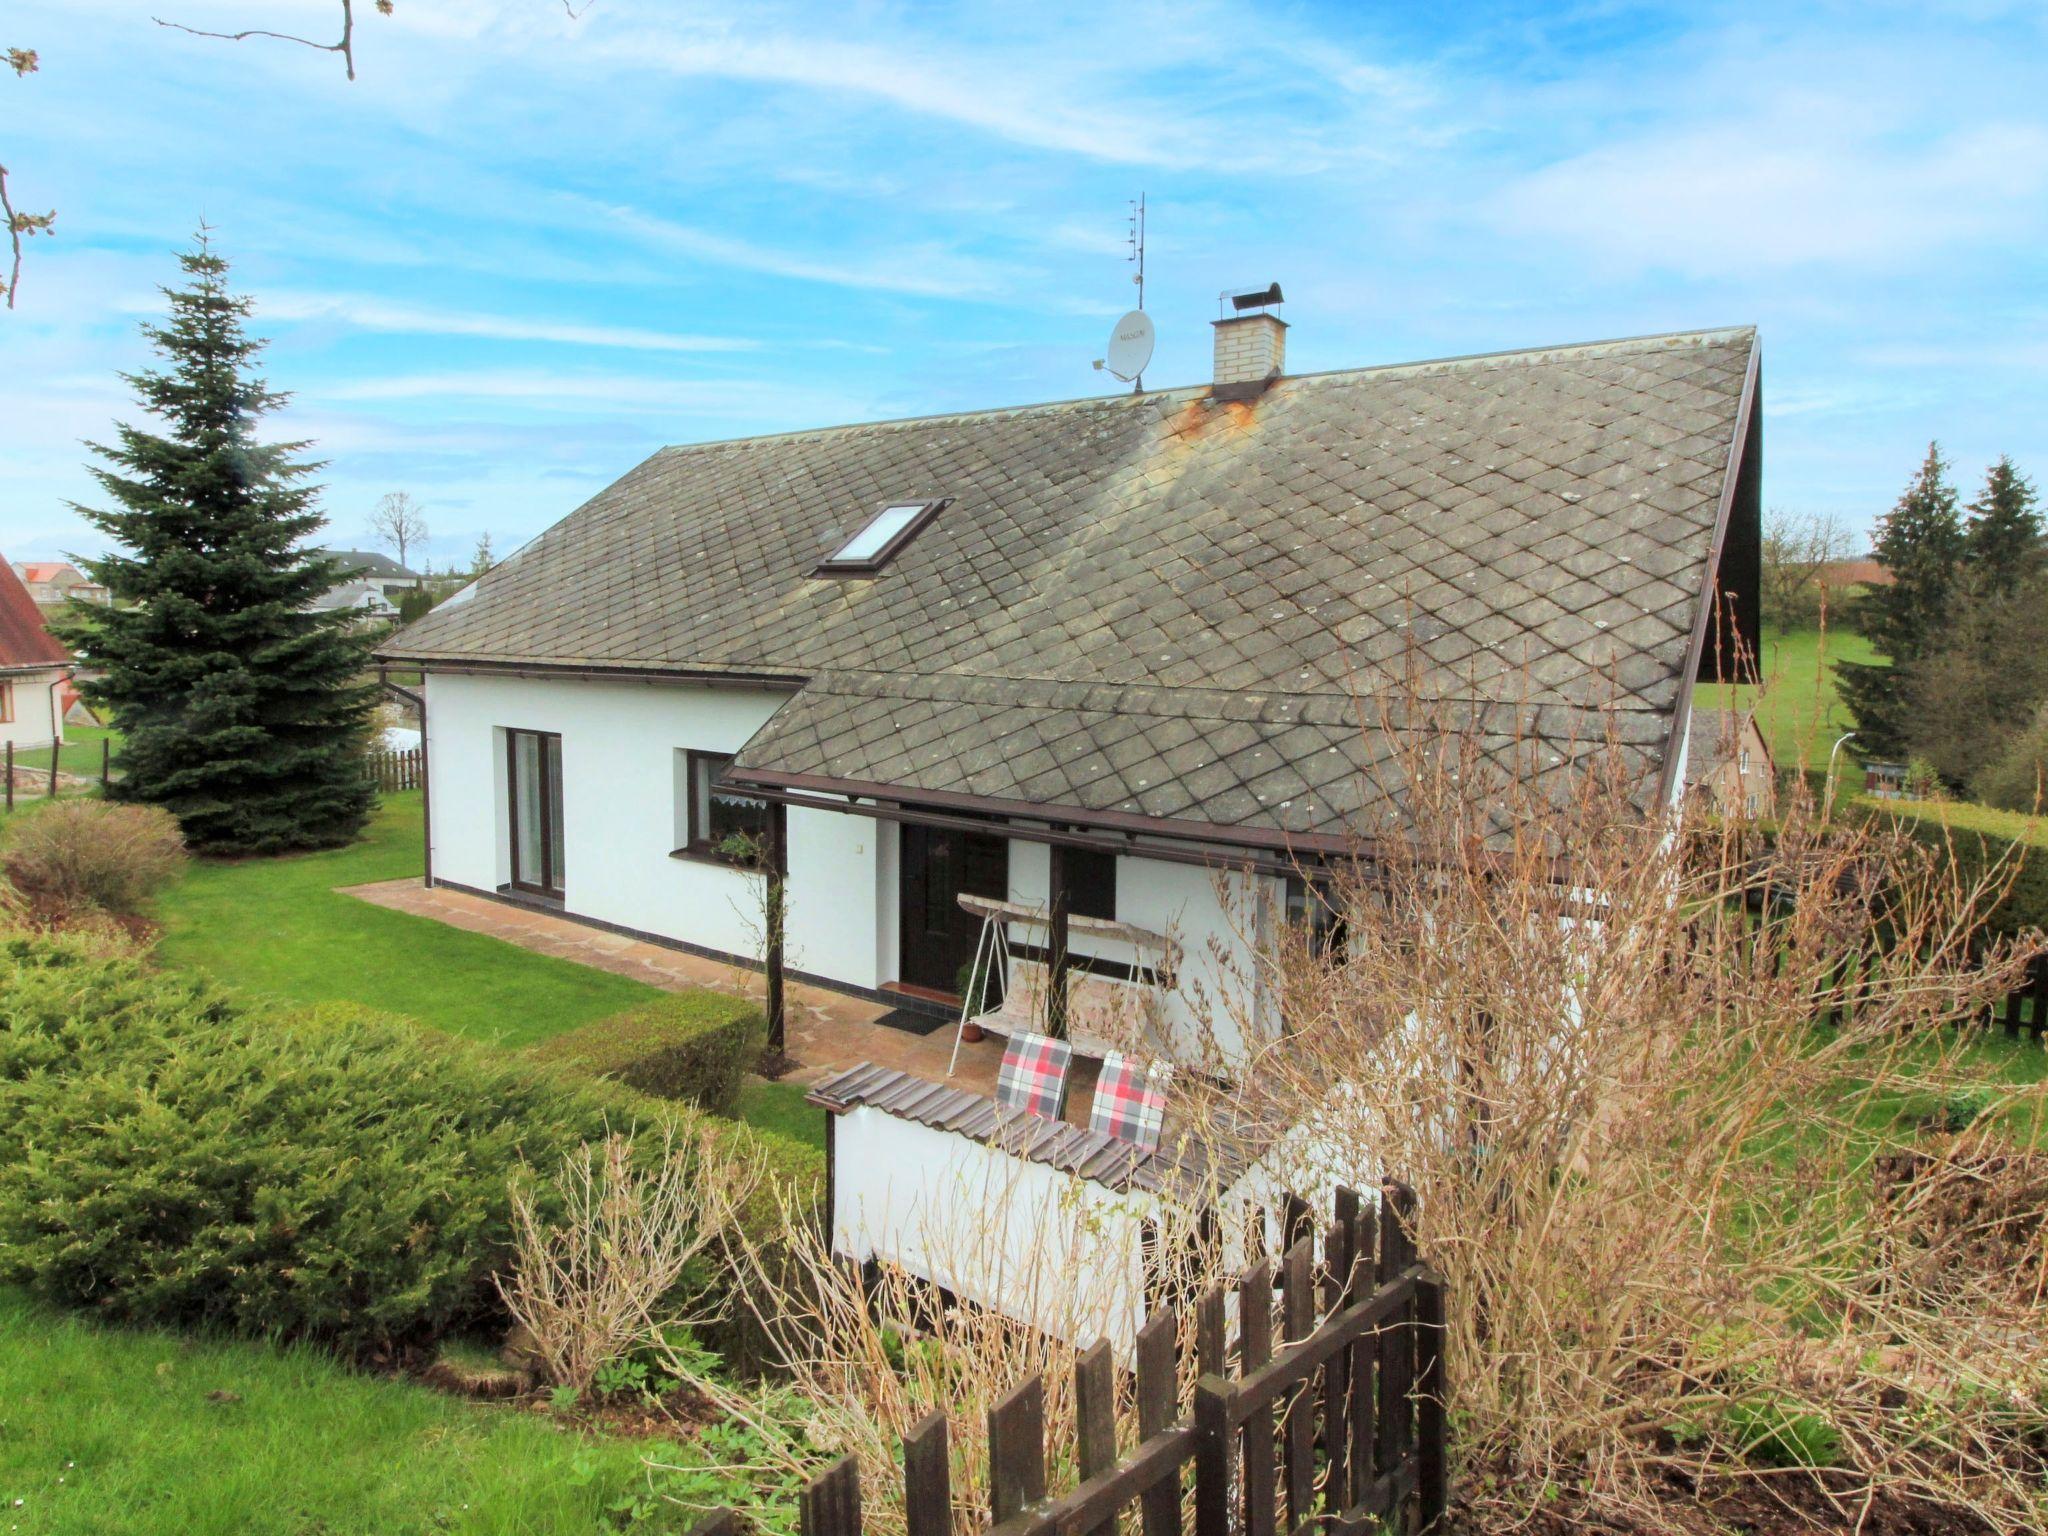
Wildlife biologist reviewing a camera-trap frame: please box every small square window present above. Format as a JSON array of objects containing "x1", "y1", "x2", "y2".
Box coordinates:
[
  {"x1": 814, "y1": 499, "x2": 949, "y2": 575},
  {"x1": 675, "y1": 750, "x2": 771, "y2": 867}
]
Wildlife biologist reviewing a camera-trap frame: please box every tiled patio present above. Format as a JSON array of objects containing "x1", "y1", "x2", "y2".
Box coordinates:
[{"x1": 343, "y1": 878, "x2": 1102, "y2": 1120}]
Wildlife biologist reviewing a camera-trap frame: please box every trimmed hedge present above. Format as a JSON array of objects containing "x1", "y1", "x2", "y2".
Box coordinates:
[
  {"x1": 526, "y1": 991, "x2": 763, "y2": 1115},
  {"x1": 1855, "y1": 802, "x2": 2048, "y2": 940},
  {"x1": 0, "y1": 931, "x2": 821, "y2": 1361}
]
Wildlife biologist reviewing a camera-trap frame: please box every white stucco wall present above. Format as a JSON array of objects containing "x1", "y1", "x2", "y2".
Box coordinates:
[
  {"x1": 1007, "y1": 840, "x2": 1277, "y2": 1065},
  {"x1": 423, "y1": 670, "x2": 887, "y2": 988},
  {"x1": 422, "y1": 670, "x2": 1277, "y2": 1060},
  {"x1": 830, "y1": 1104, "x2": 1161, "y2": 1352},
  {"x1": 0, "y1": 669, "x2": 65, "y2": 752}
]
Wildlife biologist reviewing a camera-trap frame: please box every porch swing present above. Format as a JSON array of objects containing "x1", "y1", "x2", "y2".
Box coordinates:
[{"x1": 945, "y1": 892, "x2": 1176, "y2": 1075}]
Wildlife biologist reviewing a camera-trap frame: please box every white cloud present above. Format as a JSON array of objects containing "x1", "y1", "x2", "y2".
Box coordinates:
[
  {"x1": 1491, "y1": 117, "x2": 2048, "y2": 276},
  {"x1": 590, "y1": 201, "x2": 1035, "y2": 300},
  {"x1": 251, "y1": 293, "x2": 759, "y2": 353}
]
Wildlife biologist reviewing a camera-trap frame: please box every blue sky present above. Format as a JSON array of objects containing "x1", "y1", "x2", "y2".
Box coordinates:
[{"x1": 4, "y1": 0, "x2": 2045, "y2": 569}]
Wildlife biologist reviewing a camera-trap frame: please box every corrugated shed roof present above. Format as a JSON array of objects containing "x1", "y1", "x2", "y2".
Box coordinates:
[
  {"x1": 386, "y1": 328, "x2": 1758, "y2": 840},
  {"x1": 807, "y1": 1061, "x2": 1251, "y2": 1200},
  {"x1": 0, "y1": 556, "x2": 69, "y2": 670}
]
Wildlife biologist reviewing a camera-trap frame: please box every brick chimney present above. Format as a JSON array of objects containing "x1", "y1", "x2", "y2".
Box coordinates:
[{"x1": 1211, "y1": 312, "x2": 1286, "y2": 395}]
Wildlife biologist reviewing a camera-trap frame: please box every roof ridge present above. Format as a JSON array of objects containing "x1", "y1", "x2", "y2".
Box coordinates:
[{"x1": 650, "y1": 325, "x2": 1758, "y2": 456}]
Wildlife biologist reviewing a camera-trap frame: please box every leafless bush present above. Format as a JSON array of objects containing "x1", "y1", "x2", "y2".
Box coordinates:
[
  {"x1": 682, "y1": 1153, "x2": 1228, "y2": 1536},
  {"x1": 2, "y1": 799, "x2": 185, "y2": 922},
  {"x1": 1168, "y1": 696, "x2": 2048, "y2": 1531},
  {"x1": 495, "y1": 1126, "x2": 756, "y2": 1395}
]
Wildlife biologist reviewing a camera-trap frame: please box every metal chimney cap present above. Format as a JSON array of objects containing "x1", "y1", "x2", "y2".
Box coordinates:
[{"x1": 1220, "y1": 282, "x2": 1284, "y2": 317}]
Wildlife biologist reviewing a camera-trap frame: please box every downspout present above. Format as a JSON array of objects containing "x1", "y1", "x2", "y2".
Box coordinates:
[
  {"x1": 45, "y1": 669, "x2": 71, "y2": 750},
  {"x1": 378, "y1": 668, "x2": 433, "y2": 888}
]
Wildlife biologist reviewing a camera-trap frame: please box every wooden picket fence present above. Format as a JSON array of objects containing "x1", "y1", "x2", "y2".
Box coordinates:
[
  {"x1": 1734, "y1": 878, "x2": 2048, "y2": 1042},
  {"x1": 368, "y1": 746, "x2": 424, "y2": 792},
  {"x1": 691, "y1": 1185, "x2": 1448, "y2": 1536}
]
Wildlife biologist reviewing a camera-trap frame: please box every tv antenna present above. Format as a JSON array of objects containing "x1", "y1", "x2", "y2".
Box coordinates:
[{"x1": 1093, "y1": 193, "x2": 1153, "y2": 392}]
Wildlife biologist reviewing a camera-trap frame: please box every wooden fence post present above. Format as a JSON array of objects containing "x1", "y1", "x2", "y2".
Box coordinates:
[
  {"x1": 1238, "y1": 1258, "x2": 1276, "y2": 1536},
  {"x1": 48, "y1": 740, "x2": 58, "y2": 799},
  {"x1": 988, "y1": 1375, "x2": 1047, "y2": 1525},
  {"x1": 801, "y1": 1454, "x2": 863, "y2": 1536},
  {"x1": 4, "y1": 740, "x2": 12, "y2": 812},
  {"x1": 100, "y1": 735, "x2": 110, "y2": 791},
  {"x1": 1414, "y1": 1272, "x2": 1450, "y2": 1531},
  {"x1": 1193, "y1": 1377, "x2": 1233, "y2": 1536},
  {"x1": 1074, "y1": 1340, "x2": 1119, "y2": 1536},
  {"x1": 1280, "y1": 1239, "x2": 1315, "y2": 1532},
  {"x1": 1134, "y1": 1310, "x2": 1182, "y2": 1536},
  {"x1": 903, "y1": 1412, "x2": 950, "y2": 1536}
]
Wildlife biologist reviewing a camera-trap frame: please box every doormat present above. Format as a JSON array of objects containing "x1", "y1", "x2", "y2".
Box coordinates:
[{"x1": 873, "y1": 1007, "x2": 952, "y2": 1037}]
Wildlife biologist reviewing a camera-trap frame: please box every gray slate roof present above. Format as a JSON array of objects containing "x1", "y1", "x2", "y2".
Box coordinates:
[
  {"x1": 387, "y1": 327, "x2": 1758, "y2": 844},
  {"x1": 320, "y1": 549, "x2": 421, "y2": 581}
]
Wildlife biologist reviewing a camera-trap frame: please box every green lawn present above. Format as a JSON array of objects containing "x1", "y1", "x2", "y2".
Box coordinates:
[
  {"x1": 3, "y1": 724, "x2": 121, "y2": 785},
  {"x1": 1699, "y1": 624, "x2": 1879, "y2": 773},
  {"x1": 153, "y1": 792, "x2": 658, "y2": 1050},
  {"x1": 736, "y1": 1077, "x2": 827, "y2": 1146},
  {"x1": 0, "y1": 1289, "x2": 700, "y2": 1536}
]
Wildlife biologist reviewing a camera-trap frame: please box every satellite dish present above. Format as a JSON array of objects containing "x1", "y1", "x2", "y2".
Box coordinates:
[{"x1": 1103, "y1": 309, "x2": 1155, "y2": 383}]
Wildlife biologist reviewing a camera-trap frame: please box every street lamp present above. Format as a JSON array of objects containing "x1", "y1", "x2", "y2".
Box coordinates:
[{"x1": 1824, "y1": 731, "x2": 1856, "y2": 820}]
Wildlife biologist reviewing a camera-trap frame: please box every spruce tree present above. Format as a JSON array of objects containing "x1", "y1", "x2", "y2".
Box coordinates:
[
  {"x1": 58, "y1": 235, "x2": 377, "y2": 853},
  {"x1": 1837, "y1": 443, "x2": 1963, "y2": 758},
  {"x1": 1964, "y1": 456, "x2": 2042, "y2": 598}
]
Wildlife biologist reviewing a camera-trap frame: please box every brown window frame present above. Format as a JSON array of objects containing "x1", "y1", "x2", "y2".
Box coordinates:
[
  {"x1": 812, "y1": 498, "x2": 950, "y2": 577},
  {"x1": 674, "y1": 748, "x2": 773, "y2": 869},
  {"x1": 505, "y1": 728, "x2": 565, "y2": 902},
  {"x1": 0, "y1": 681, "x2": 12, "y2": 724}
]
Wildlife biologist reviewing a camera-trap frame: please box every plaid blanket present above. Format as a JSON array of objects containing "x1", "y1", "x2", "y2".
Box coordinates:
[
  {"x1": 1088, "y1": 1051, "x2": 1170, "y2": 1150},
  {"x1": 995, "y1": 1030, "x2": 1073, "y2": 1120}
]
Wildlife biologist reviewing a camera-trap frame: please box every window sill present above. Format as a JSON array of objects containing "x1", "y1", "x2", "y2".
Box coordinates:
[
  {"x1": 494, "y1": 883, "x2": 565, "y2": 911},
  {"x1": 669, "y1": 844, "x2": 764, "y2": 873}
]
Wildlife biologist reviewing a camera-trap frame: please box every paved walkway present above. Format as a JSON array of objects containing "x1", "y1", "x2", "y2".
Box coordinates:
[{"x1": 343, "y1": 878, "x2": 1015, "y2": 1097}]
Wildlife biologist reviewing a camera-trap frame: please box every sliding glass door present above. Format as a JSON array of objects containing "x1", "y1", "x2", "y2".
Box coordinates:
[{"x1": 507, "y1": 729, "x2": 565, "y2": 900}]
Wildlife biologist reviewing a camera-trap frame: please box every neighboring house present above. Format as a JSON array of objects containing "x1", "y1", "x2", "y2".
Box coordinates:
[
  {"x1": 1683, "y1": 706, "x2": 1775, "y2": 817},
  {"x1": 10, "y1": 560, "x2": 110, "y2": 611},
  {"x1": 311, "y1": 577, "x2": 400, "y2": 619},
  {"x1": 381, "y1": 320, "x2": 1762, "y2": 1068},
  {"x1": 0, "y1": 555, "x2": 71, "y2": 754},
  {"x1": 318, "y1": 549, "x2": 425, "y2": 602}
]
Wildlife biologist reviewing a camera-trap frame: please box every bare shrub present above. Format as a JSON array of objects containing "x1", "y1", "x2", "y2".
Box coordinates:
[
  {"x1": 2, "y1": 799, "x2": 185, "y2": 922},
  {"x1": 681, "y1": 1155, "x2": 1230, "y2": 1536},
  {"x1": 1168, "y1": 696, "x2": 2048, "y2": 1531},
  {"x1": 495, "y1": 1126, "x2": 757, "y2": 1395}
]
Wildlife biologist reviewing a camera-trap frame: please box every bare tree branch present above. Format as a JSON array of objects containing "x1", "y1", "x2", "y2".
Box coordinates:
[
  {"x1": 0, "y1": 165, "x2": 56, "y2": 311},
  {"x1": 155, "y1": 0, "x2": 373, "y2": 81}
]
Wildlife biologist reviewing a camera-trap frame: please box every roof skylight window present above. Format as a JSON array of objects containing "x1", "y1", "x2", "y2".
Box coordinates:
[{"x1": 814, "y1": 499, "x2": 949, "y2": 576}]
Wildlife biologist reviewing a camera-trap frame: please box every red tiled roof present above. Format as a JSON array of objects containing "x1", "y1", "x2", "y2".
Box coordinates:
[
  {"x1": 16, "y1": 562, "x2": 71, "y2": 583},
  {"x1": 0, "y1": 555, "x2": 70, "y2": 669}
]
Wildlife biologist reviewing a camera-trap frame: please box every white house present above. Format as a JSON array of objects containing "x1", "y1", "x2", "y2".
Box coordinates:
[
  {"x1": 0, "y1": 555, "x2": 70, "y2": 756},
  {"x1": 381, "y1": 317, "x2": 1762, "y2": 1068}
]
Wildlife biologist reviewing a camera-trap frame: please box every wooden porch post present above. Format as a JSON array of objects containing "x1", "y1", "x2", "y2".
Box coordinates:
[
  {"x1": 766, "y1": 800, "x2": 788, "y2": 1058},
  {"x1": 1046, "y1": 838, "x2": 1070, "y2": 1039}
]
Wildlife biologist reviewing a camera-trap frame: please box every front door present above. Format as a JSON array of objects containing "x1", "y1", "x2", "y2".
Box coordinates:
[
  {"x1": 507, "y1": 729, "x2": 565, "y2": 900},
  {"x1": 899, "y1": 823, "x2": 1007, "y2": 995}
]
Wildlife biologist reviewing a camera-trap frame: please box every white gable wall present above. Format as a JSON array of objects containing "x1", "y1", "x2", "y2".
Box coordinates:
[
  {"x1": 0, "y1": 668, "x2": 65, "y2": 752},
  {"x1": 423, "y1": 670, "x2": 886, "y2": 988},
  {"x1": 423, "y1": 670, "x2": 1276, "y2": 1060}
]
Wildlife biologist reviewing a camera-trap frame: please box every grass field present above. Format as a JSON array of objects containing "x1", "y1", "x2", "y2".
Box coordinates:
[
  {"x1": 0, "y1": 1289, "x2": 707, "y2": 1536},
  {"x1": 153, "y1": 793, "x2": 657, "y2": 1050},
  {"x1": 1699, "y1": 623, "x2": 1880, "y2": 772},
  {"x1": 3, "y1": 724, "x2": 122, "y2": 785}
]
